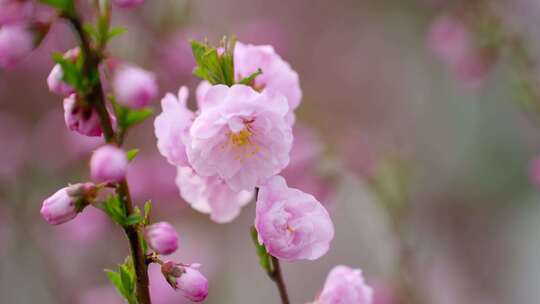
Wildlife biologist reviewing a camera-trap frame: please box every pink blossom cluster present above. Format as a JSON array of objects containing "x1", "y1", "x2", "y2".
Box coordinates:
[
  {"x1": 427, "y1": 15, "x2": 495, "y2": 87},
  {"x1": 155, "y1": 41, "x2": 335, "y2": 262}
]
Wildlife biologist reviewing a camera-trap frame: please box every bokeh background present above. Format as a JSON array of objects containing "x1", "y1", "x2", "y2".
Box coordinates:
[{"x1": 1, "y1": 0, "x2": 540, "y2": 303}]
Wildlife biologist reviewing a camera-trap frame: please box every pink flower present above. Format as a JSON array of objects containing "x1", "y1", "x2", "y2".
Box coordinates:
[
  {"x1": 254, "y1": 175, "x2": 334, "y2": 261},
  {"x1": 0, "y1": 24, "x2": 35, "y2": 68},
  {"x1": 90, "y1": 145, "x2": 128, "y2": 183},
  {"x1": 40, "y1": 183, "x2": 96, "y2": 225},
  {"x1": 154, "y1": 86, "x2": 194, "y2": 167},
  {"x1": 47, "y1": 48, "x2": 79, "y2": 96},
  {"x1": 63, "y1": 94, "x2": 103, "y2": 137},
  {"x1": 162, "y1": 263, "x2": 208, "y2": 302},
  {"x1": 0, "y1": 0, "x2": 34, "y2": 26},
  {"x1": 317, "y1": 265, "x2": 373, "y2": 304},
  {"x1": 146, "y1": 222, "x2": 179, "y2": 255},
  {"x1": 113, "y1": 0, "x2": 144, "y2": 9},
  {"x1": 113, "y1": 64, "x2": 158, "y2": 109},
  {"x1": 187, "y1": 84, "x2": 293, "y2": 192},
  {"x1": 234, "y1": 42, "x2": 302, "y2": 110},
  {"x1": 176, "y1": 166, "x2": 253, "y2": 223},
  {"x1": 427, "y1": 15, "x2": 470, "y2": 65}
]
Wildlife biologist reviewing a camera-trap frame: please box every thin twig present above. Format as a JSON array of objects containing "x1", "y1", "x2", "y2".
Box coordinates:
[
  {"x1": 269, "y1": 256, "x2": 290, "y2": 304},
  {"x1": 64, "y1": 10, "x2": 152, "y2": 304}
]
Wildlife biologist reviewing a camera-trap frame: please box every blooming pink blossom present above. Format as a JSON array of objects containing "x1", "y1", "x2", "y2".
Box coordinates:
[
  {"x1": 0, "y1": 0, "x2": 34, "y2": 26},
  {"x1": 146, "y1": 222, "x2": 179, "y2": 255},
  {"x1": 187, "y1": 84, "x2": 293, "y2": 192},
  {"x1": 63, "y1": 94, "x2": 103, "y2": 137},
  {"x1": 113, "y1": 64, "x2": 158, "y2": 109},
  {"x1": 154, "y1": 86, "x2": 194, "y2": 167},
  {"x1": 47, "y1": 48, "x2": 79, "y2": 96},
  {"x1": 255, "y1": 175, "x2": 334, "y2": 261},
  {"x1": 176, "y1": 166, "x2": 253, "y2": 223},
  {"x1": 234, "y1": 42, "x2": 302, "y2": 110},
  {"x1": 113, "y1": 0, "x2": 145, "y2": 9},
  {"x1": 40, "y1": 183, "x2": 95, "y2": 225},
  {"x1": 0, "y1": 24, "x2": 35, "y2": 68},
  {"x1": 316, "y1": 265, "x2": 373, "y2": 304},
  {"x1": 90, "y1": 145, "x2": 128, "y2": 183}
]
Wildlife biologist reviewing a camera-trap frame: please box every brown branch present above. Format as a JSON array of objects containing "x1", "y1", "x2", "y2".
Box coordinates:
[
  {"x1": 269, "y1": 256, "x2": 290, "y2": 304},
  {"x1": 64, "y1": 11, "x2": 151, "y2": 304}
]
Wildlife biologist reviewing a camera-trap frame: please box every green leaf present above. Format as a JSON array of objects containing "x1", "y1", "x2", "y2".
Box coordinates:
[
  {"x1": 239, "y1": 68, "x2": 263, "y2": 85},
  {"x1": 107, "y1": 27, "x2": 128, "y2": 41},
  {"x1": 191, "y1": 37, "x2": 237, "y2": 86},
  {"x1": 52, "y1": 53, "x2": 83, "y2": 91},
  {"x1": 102, "y1": 195, "x2": 127, "y2": 226},
  {"x1": 143, "y1": 201, "x2": 152, "y2": 225},
  {"x1": 83, "y1": 23, "x2": 99, "y2": 41},
  {"x1": 126, "y1": 149, "x2": 140, "y2": 162},
  {"x1": 125, "y1": 108, "x2": 154, "y2": 127},
  {"x1": 125, "y1": 213, "x2": 142, "y2": 226},
  {"x1": 39, "y1": 0, "x2": 73, "y2": 12},
  {"x1": 250, "y1": 227, "x2": 272, "y2": 273},
  {"x1": 106, "y1": 258, "x2": 137, "y2": 304}
]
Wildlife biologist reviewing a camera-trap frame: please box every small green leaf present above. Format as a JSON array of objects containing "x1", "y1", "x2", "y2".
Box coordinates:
[
  {"x1": 106, "y1": 258, "x2": 137, "y2": 304},
  {"x1": 39, "y1": 0, "x2": 73, "y2": 12},
  {"x1": 106, "y1": 270, "x2": 127, "y2": 298},
  {"x1": 125, "y1": 108, "x2": 153, "y2": 127},
  {"x1": 83, "y1": 23, "x2": 99, "y2": 41},
  {"x1": 125, "y1": 213, "x2": 142, "y2": 226},
  {"x1": 143, "y1": 201, "x2": 152, "y2": 225},
  {"x1": 191, "y1": 37, "x2": 237, "y2": 86},
  {"x1": 52, "y1": 53, "x2": 83, "y2": 91},
  {"x1": 107, "y1": 27, "x2": 128, "y2": 41},
  {"x1": 250, "y1": 227, "x2": 272, "y2": 273},
  {"x1": 126, "y1": 149, "x2": 140, "y2": 162},
  {"x1": 239, "y1": 68, "x2": 263, "y2": 85}
]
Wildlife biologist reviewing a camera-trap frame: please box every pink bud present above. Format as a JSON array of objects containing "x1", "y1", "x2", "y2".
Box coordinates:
[
  {"x1": 63, "y1": 94, "x2": 103, "y2": 137},
  {"x1": 40, "y1": 183, "x2": 96, "y2": 225},
  {"x1": 0, "y1": 24, "x2": 35, "y2": 68},
  {"x1": 90, "y1": 145, "x2": 128, "y2": 183},
  {"x1": 145, "y1": 221, "x2": 179, "y2": 255},
  {"x1": 160, "y1": 262, "x2": 209, "y2": 301},
  {"x1": 113, "y1": 65, "x2": 158, "y2": 109},
  {"x1": 47, "y1": 48, "x2": 79, "y2": 96},
  {"x1": 317, "y1": 265, "x2": 373, "y2": 304},
  {"x1": 113, "y1": 0, "x2": 145, "y2": 9}
]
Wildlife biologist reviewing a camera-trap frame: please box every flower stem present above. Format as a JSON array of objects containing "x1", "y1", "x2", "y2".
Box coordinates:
[
  {"x1": 65, "y1": 10, "x2": 152, "y2": 304},
  {"x1": 269, "y1": 256, "x2": 290, "y2": 304}
]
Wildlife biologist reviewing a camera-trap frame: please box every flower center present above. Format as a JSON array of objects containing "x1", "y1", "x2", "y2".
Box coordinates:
[
  {"x1": 226, "y1": 120, "x2": 260, "y2": 161},
  {"x1": 229, "y1": 129, "x2": 253, "y2": 147}
]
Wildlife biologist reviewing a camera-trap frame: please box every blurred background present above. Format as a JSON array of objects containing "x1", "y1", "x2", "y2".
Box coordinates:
[{"x1": 1, "y1": 0, "x2": 540, "y2": 303}]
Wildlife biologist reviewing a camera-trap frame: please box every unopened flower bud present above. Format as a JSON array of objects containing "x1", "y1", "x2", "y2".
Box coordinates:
[
  {"x1": 40, "y1": 183, "x2": 97, "y2": 225},
  {"x1": 113, "y1": 64, "x2": 158, "y2": 109},
  {"x1": 0, "y1": 24, "x2": 35, "y2": 68},
  {"x1": 63, "y1": 94, "x2": 103, "y2": 137},
  {"x1": 47, "y1": 48, "x2": 79, "y2": 96},
  {"x1": 145, "y1": 222, "x2": 179, "y2": 255},
  {"x1": 90, "y1": 145, "x2": 128, "y2": 183},
  {"x1": 161, "y1": 262, "x2": 208, "y2": 302}
]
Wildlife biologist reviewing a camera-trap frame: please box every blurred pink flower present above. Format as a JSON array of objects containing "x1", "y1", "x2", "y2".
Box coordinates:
[
  {"x1": 187, "y1": 84, "x2": 293, "y2": 192},
  {"x1": 316, "y1": 265, "x2": 373, "y2": 304},
  {"x1": 428, "y1": 15, "x2": 471, "y2": 66},
  {"x1": 90, "y1": 145, "x2": 128, "y2": 183},
  {"x1": 154, "y1": 86, "x2": 194, "y2": 167},
  {"x1": 235, "y1": 41, "x2": 302, "y2": 111},
  {"x1": 47, "y1": 48, "x2": 78, "y2": 96},
  {"x1": 146, "y1": 222, "x2": 179, "y2": 255},
  {"x1": 255, "y1": 175, "x2": 334, "y2": 261},
  {"x1": 0, "y1": 24, "x2": 35, "y2": 68},
  {"x1": 113, "y1": 64, "x2": 158, "y2": 109},
  {"x1": 0, "y1": 112, "x2": 27, "y2": 179},
  {"x1": 0, "y1": 0, "x2": 34, "y2": 26},
  {"x1": 371, "y1": 281, "x2": 398, "y2": 304},
  {"x1": 79, "y1": 285, "x2": 123, "y2": 304},
  {"x1": 113, "y1": 0, "x2": 145, "y2": 9},
  {"x1": 63, "y1": 94, "x2": 103, "y2": 137},
  {"x1": 175, "y1": 166, "x2": 253, "y2": 223}
]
